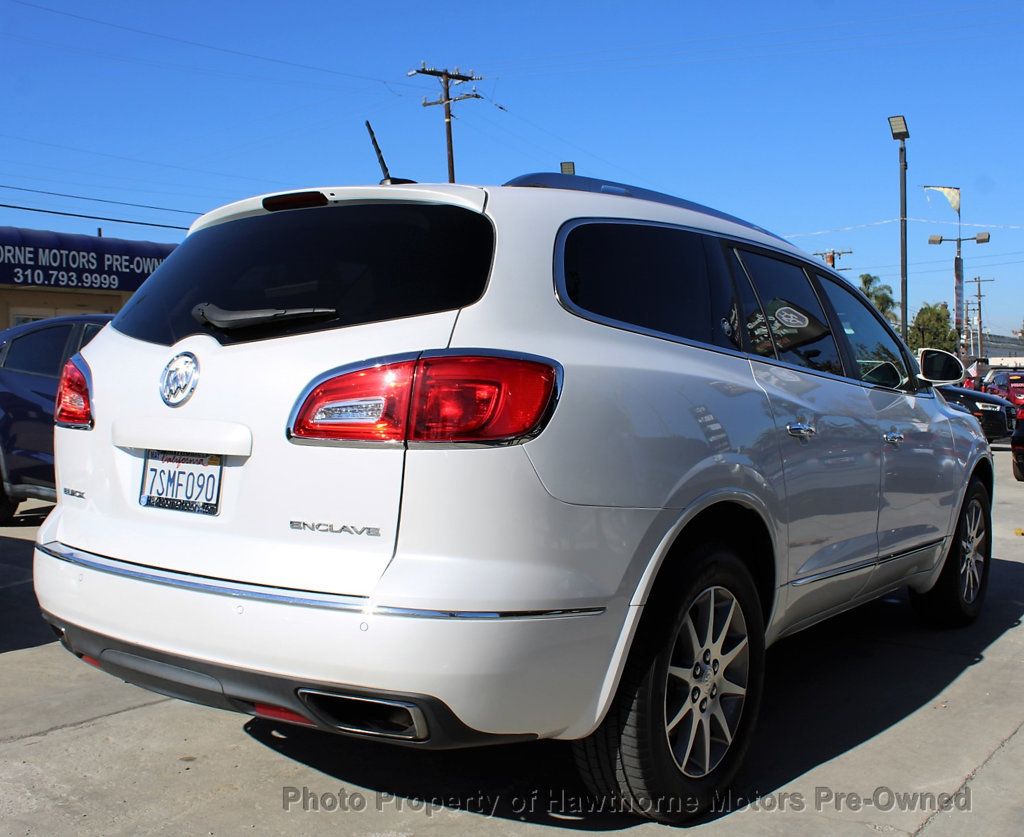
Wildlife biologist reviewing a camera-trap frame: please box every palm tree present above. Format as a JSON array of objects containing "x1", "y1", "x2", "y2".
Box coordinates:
[{"x1": 858, "y1": 274, "x2": 898, "y2": 324}]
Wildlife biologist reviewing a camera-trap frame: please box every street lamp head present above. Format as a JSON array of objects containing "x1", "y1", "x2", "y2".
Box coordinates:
[
  {"x1": 975, "y1": 232, "x2": 991, "y2": 244},
  {"x1": 928, "y1": 235, "x2": 943, "y2": 245},
  {"x1": 888, "y1": 115, "x2": 910, "y2": 140}
]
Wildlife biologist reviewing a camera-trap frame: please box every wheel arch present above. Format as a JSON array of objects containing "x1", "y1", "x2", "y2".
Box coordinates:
[{"x1": 575, "y1": 494, "x2": 780, "y2": 740}]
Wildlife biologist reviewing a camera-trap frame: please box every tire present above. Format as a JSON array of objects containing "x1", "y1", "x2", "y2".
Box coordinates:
[
  {"x1": 1013, "y1": 459, "x2": 1023, "y2": 482},
  {"x1": 910, "y1": 478, "x2": 991, "y2": 627},
  {"x1": 573, "y1": 544, "x2": 765, "y2": 823}
]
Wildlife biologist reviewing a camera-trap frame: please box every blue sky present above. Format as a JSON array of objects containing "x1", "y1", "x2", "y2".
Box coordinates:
[{"x1": 2, "y1": 0, "x2": 1022, "y2": 333}]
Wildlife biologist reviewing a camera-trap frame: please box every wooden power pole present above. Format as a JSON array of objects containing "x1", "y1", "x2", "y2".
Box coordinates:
[{"x1": 409, "y1": 64, "x2": 482, "y2": 183}]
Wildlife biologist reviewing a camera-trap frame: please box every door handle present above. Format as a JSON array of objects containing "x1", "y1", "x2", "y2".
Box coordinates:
[
  {"x1": 787, "y1": 422, "x2": 816, "y2": 439},
  {"x1": 883, "y1": 430, "x2": 905, "y2": 446}
]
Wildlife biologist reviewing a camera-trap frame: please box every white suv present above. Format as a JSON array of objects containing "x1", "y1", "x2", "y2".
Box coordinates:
[{"x1": 35, "y1": 173, "x2": 992, "y2": 822}]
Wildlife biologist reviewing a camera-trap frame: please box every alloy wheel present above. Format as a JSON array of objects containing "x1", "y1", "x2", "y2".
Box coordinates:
[
  {"x1": 663, "y1": 585, "x2": 749, "y2": 778},
  {"x1": 959, "y1": 498, "x2": 987, "y2": 605}
]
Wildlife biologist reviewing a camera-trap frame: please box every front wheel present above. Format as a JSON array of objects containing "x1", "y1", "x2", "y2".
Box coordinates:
[
  {"x1": 910, "y1": 478, "x2": 991, "y2": 627},
  {"x1": 573, "y1": 545, "x2": 765, "y2": 823}
]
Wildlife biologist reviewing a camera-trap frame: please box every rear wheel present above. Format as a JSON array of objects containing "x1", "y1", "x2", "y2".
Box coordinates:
[
  {"x1": 573, "y1": 545, "x2": 765, "y2": 823},
  {"x1": 910, "y1": 478, "x2": 990, "y2": 627},
  {"x1": 1013, "y1": 458, "x2": 1023, "y2": 482}
]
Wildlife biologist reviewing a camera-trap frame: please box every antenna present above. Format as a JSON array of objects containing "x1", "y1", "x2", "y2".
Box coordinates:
[{"x1": 364, "y1": 121, "x2": 415, "y2": 186}]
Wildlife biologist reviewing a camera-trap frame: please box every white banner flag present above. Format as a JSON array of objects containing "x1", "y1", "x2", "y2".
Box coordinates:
[{"x1": 923, "y1": 185, "x2": 961, "y2": 215}]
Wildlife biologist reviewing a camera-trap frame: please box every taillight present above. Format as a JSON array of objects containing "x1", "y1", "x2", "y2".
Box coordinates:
[
  {"x1": 55, "y1": 359, "x2": 93, "y2": 429},
  {"x1": 290, "y1": 354, "x2": 558, "y2": 444},
  {"x1": 410, "y1": 356, "x2": 556, "y2": 442},
  {"x1": 291, "y1": 359, "x2": 415, "y2": 442}
]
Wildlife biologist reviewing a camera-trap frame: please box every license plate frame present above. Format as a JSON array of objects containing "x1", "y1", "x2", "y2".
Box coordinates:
[{"x1": 139, "y1": 449, "x2": 223, "y2": 516}]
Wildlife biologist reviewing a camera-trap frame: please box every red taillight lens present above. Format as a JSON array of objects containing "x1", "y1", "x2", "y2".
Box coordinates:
[
  {"x1": 410, "y1": 356, "x2": 556, "y2": 442},
  {"x1": 55, "y1": 360, "x2": 93, "y2": 428},
  {"x1": 291, "y1": 355, "x2": 557, "y2": 444},
  {"x1": 291, "y1": 359, "x2": 416, "y2": 442}
]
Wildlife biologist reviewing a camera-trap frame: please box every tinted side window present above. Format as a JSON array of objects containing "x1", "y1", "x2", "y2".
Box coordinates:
[
  {"x1": 735, "y1": 250, "x2": 844, "y2": 375},
  {"x1": 3, "y1": 325, "x2": 72, "y2": 376},
  {"x1": 563, "y1": 223, "x2": 717, "y2": 344},
  {"x1": 817, "y1": 276, "x2": 910, "y2": 389},
  {"x1": 80, "y1": 323, "x2": 103, "y2": 349}
]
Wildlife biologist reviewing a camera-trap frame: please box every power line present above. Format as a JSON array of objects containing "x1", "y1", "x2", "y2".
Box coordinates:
[
  {"x1": 0, "y1": 133, "x2": 289, "y2": 186},
  {"x1": 13, "y1": 0, "x2": 425, "y2": 93},
  {"x1": 0, "y1": 203, "x2": 189, "y2": 231},
  {"x1": 0, "y1": 184, "x2": 200, "y2": 215}
]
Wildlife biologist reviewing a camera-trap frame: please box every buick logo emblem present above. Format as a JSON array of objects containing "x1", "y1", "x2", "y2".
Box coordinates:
[{"x1": 160, "y1": 352, "x2": 199, "y2": 407}]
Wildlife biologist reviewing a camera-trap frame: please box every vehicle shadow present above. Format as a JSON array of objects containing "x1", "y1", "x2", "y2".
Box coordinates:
[
  {"x1": 244, "y1": 557, "x2": 1024, "y2": 829},
  {"x1": 0, "y1": 519, "x2": 56, "y2": 653}
]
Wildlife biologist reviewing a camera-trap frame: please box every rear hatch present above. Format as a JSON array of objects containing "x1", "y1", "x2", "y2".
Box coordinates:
[{"x1": 54, "y1": 190, "x2": 493, "y2": 596}]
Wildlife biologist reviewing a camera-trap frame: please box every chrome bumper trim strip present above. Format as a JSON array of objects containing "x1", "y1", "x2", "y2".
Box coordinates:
[{"x1": 36, "y1": 541, "x2": 604, "y2": 621}]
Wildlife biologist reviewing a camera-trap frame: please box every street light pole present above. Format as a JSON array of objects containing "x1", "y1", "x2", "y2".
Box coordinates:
[
  {"x1": 888, "y1": 116, "x2": 910, "y2": 342},
  {"x1": 899, "y1": 137, "x2": 908, "y2": 342}
]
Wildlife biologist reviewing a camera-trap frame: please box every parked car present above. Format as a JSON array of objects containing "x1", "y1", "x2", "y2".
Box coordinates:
[
  {"x1": 0, "y1": 314, "x2": 111, "y2": 521},
  {"x1": 1011, "y1": 419, "x2": 1024, "y2": 481},
  {"x1": 982, "y1": 369, "x2": 1024, "y2": 403},
  {"x1": 938, "y1": 385, "x2": 1016, "y2": 442},
  {"x1": 34, "y1": 175, "x2": 992, "y2": 822}
]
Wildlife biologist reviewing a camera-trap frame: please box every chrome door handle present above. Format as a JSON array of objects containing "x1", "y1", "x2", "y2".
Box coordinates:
[
  {"x1": 883, "y1": 430, "x2": 904, "y2": 445},
  {"x1": 787, "y1": 422, "x2": 816, "y2": 439}
]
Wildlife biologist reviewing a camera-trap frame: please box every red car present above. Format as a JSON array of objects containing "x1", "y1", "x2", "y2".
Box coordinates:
[{"x1": 984, "y1": 370, "x2": 1024, "y2": 418}]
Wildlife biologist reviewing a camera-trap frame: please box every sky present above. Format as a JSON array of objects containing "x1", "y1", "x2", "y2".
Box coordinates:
[{"x1": 2, "y1": 0, "x2": 1022, "y2": 333}]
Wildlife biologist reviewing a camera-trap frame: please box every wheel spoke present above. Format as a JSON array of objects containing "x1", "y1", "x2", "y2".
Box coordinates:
[
  {"x1": 680, "y1": 712, "x2": 700, "y2": 768},
  {"x1": 719, "y1": 675, "x2": 746, "y2": 698},
  {"x1": 715, "y1": 598, "x2": 737, "y2": 653},
  {"x1": 666, "y1": 701, "x2": 693, "y2": 734},
  {"x1": 701, "y1": 716, "x2": 712, "y2": 775},
  {"x1": 711, "y1": 703, "x2": 733, "y2": 745},
  {"x1": 668, "y1": 665, "x2": 694, "y2": 686},
  {"x1": 704, "y1": 588, "x2": 715, "y2": 648},
  {"x1": 719, "y1": 636, "x2": 748, "y2": 670},
  {"x1": 683, "y1": 615, "x2": 701, "y2": 660}
]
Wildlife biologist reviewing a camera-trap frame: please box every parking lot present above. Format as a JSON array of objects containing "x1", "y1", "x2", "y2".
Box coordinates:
[{"x1": 2, "y1": 451, "x2": 1022, "y2": 836}]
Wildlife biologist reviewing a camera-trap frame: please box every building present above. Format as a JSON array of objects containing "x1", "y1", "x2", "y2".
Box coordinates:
[{"x1": 0, "y1": 227, "x2": 177, "y2": 327}]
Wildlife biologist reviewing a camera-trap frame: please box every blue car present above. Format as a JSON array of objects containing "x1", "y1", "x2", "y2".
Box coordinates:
[{"x1": 0, "y1": 314, "x2": 112, "y2": 521}]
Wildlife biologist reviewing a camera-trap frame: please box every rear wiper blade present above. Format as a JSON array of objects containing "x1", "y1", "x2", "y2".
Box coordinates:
[{"x1": 191, "y1": 302, "x2": 337, "y2": 329}]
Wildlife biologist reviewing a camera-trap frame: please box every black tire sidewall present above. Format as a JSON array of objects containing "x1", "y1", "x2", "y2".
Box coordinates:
[{"x1": 634, "y1": 546, "x2": 766, "y2": 817}]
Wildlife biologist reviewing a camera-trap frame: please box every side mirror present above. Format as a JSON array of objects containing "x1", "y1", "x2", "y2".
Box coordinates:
[{"x1": 918, "y1": 348, "x2": 965, "y2": 385}]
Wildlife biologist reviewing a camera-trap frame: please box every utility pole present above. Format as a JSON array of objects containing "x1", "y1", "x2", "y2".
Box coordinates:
[
  {"x1": 409, "y1": 64, "x2": 482, "y2": 183},
  {"x1": 967, "y1": 276, "x2": 994, "y2": 359},
  {"x1": 813, "y1": 248, "x2": 852, "y2": 270}
]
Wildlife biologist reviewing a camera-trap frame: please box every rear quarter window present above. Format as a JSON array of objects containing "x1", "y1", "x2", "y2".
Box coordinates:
[
  {"x1": 561, "y1": 221, "x2": 730, "y2": 346},
  {"x1": 113, "y1": 203, "x2": 494, "y2": 346}
]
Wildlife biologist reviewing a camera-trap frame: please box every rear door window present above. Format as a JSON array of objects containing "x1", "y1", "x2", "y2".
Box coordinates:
[
  {"x1": 113, "y1": 204, "x2": 494, "y2": 346},
  {"x1": 3, "y1": 325, "x2": 73, "y2": 376},
  {"x1": 562, "y1": 222, "x2": 733, "y2": 347},
  {"x1": 732, "y1": 249, "x2": 844, "y2": 376}
]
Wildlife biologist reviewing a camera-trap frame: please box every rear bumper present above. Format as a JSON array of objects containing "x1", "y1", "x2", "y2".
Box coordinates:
[
  {"x1": 34, "y1": 541, "x2": 630, "y2": 742},
  {"x1": 44, "y1": 615, "x2": 531, "y2": 749}
]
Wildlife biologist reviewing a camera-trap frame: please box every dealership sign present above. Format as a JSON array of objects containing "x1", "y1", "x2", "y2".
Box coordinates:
[{"x1": 0, "y1": 227, "x2": 177, "y2": 293}]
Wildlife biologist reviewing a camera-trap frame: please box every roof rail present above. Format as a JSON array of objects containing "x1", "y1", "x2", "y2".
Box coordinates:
[{"x1": 503, "y1": 172, "x2": 786, "y2": 242}]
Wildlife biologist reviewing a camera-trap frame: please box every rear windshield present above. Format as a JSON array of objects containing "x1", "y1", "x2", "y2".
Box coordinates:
[{"x1": 113, "y1": 203, "x2": 494, "y2": 346}]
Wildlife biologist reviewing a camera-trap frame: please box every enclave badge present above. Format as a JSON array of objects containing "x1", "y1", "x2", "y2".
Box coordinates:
[{"x1": 160, "y1": 352, "x2": 199, "y2": 407}]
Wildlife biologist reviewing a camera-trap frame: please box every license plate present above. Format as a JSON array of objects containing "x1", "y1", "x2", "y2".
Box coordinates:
[{"x1": 140, "y1": 450, "x2": 223, "y2": 515}]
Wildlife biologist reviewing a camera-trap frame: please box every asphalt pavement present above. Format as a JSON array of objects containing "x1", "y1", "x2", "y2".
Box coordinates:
[{"x1": 2, "y1": 449, "x2": 1023, "y2": 836}]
